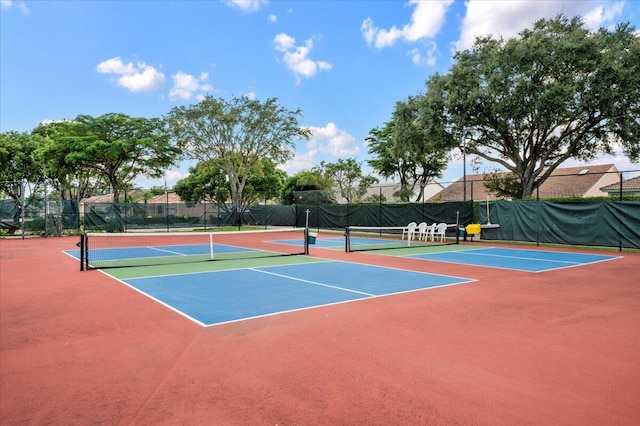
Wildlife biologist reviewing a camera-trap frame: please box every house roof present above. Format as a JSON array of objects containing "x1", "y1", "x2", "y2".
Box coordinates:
[
  {"x1": 79, "y1": 193, "x2": 115, "y2": 204},
  {"x1": 600, "y1": 175, "x2": 640, "y2": 192},
  {"x1": 148, "y1": 192, "x2": 183, "y2": 203},
  {"x1": 430, "y1": 164, "x2": 619, "y2": 201},
  {"x1": 80, "y1": 191, "x2": 183, "y2": 204}
]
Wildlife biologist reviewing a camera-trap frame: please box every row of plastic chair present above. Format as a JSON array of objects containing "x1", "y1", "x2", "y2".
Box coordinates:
[{"x1": 402, "y1": 221, "x2": 448, "y2": 242}]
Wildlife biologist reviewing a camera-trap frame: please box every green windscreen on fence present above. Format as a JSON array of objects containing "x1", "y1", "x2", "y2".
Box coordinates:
[
  {"x1": 479, "y1": 200, "x2": 640, "y2": 249},
  {"x1": 81, "y1": 199, "x2": 638, "y2": 250},
  {"x1": 0, "y1": 199, "x2": 20, "y2": 231},
  {"x1": 297, "y1": 202, "x2": 473, "y2": 229},
  {"x1": 84, "y1": 202, "x2": 299, "y2": 231}
]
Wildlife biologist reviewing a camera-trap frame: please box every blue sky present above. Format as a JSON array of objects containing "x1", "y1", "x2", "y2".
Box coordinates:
[{"x1": 2, "y1": 0, "x2": 639, "y2": 188}]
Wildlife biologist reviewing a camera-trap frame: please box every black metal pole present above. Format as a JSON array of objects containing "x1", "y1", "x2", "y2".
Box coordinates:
[
  {"x1": 165, "y1": 179, "x2": 169, "y2": 232},
  {"x1": 462, "y1": 127, "x2": 467, "y2": 203}
]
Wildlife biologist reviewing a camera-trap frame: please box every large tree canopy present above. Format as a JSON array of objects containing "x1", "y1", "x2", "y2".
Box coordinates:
[
  {"x1": 280, "y1": 170, "x2": 332, "y2": 205},
  {"x1": 0, "y1": 131, "x2": 46, "y2": 200},
  {"x1": 167, "y1": 95, "x2": 310, "y2": 219},
  {"x1": 421, "y1": 14, "x2": 640, "y2": 198},
  {"x1": 174, "y1": 157, "x2": 286, "y2": 206},
  {"x1": 35, "y1": 114, "x2": 179, "y2": 202},
  {"x1": 34, "y1": 121, "x2": 104, "y2": 201}
]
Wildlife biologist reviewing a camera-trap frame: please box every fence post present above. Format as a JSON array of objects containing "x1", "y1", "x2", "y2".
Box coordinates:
[
  {"x1": 536, "y1": 182, "x2": 540, "y2": 247},
  {"x1": 44, "y1": 183, "x2": 49, "y2": 238},
  {"x1": 379, "y1": 186, "x2": 382, "y2": 227},
  {"x1": 20, "y1": 179, "x2": 26, "y2": 240},
  {"x1": 203, "y1": 199, "x2": 207, "y2": 230},
  {"x1": 619, "y1": 173, "x2": 623, "y2": 202}
]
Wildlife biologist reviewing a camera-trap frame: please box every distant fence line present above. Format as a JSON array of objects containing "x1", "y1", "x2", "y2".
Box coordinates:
[{"x1": 1, "y1": 172, "x2": 639, "y2": 250}]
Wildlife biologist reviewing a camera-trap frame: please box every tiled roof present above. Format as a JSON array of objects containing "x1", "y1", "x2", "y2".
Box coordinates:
[
  {"x1": 148, "y1": 192, "x2": 184, "y2": 203},
  {"x1": 430, "y1": 164, "x2": 619, "y2": 201},
  {"x1": 600, "y1": 175, "x2": 640, "y2": 191},
  {"x1": 81, "y1": 191, "x2": 184, "y2": 204},
  {"x1": 79, "y1": 193, "x2": 116, "y2": 204}
]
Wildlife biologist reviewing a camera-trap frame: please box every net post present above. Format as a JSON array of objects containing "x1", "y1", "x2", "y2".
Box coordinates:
[
  {"x1": 304, "y1": 227, "x2": 309, "y2": 255},
  {"x1": 209, "y1": 233, "x2": 214, "y2": 260},
  {"x1": 83, "y1": 233, "x2": 89, "y2": 270},
  {"x1": 345, "y1": 227, "x2": 350, "y2": 252},
  {"x1": 455, "y1": 210, "x2": 460, "y2": 245},
  {"x1": 79, "y1": 234, "x2": 85, "y2": 271}
]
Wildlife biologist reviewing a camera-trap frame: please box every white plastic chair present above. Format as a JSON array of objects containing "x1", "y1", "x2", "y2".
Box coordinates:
[
  {"x1": 402, "y1": 222, "x2": 417, "y2": 241},
  {"x1": 426, "y1": 222, "x2": 436, "y2": 241},
  {"x1": 435, "y1": 222, "x2": 448, "y2": 242},
  {"x1": 416, "y1": 222, "x2": 428, "y2": 241}
]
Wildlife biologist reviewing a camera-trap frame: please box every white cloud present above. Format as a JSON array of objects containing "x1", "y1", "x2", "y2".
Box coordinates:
[
  {"x1": 282, "y1": 150, "x2": 318, "y2": 174},
  {"x1": 582, "y1": 1, "x2": 626, "y2": 30},
  {"x1": 409, "y1": 41, "x2": 439, "y2": 67},
  {"x1": 273, "y1": 33, "x2": 296, "y2": 51},
  {"x1": 361, "y1": 0, "x2": 453, "y2": 48},
  {"x1": 222, "y1": 0, "x2": 268, "y2": 13},
  {"x1": 273, "y1": 33, "x2": 332, "y2": 85},
  {"x1": 456, "y1": 0, "x2": 627, "y2": 51},
  {"x1": 267, "y1": 14, "x2": 277, "y2": 22},
  {"x1": 282, "y1": 123, "x2": 361, "y2": 174},
  {"x1": 1, "y1": 0, "x2": 30, "y2": 15},
  {"x1": 97, "y1": 57, "x2": 165, "y2": 92},
  {"x1": 308, "y1": 123, "x2": 360, "y2": 158},
  {"x1": 169, "y1": 71, "x2": 213, "y2": 101},
  {"x1": 96, "y1": 57, "x2": 135, "y2": 75},
  {"x1": 361, "y1": 0, "x2": 452, "y2": 67}
]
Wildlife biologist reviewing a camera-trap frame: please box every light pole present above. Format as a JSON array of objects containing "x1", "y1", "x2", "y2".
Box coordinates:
[{"x1": 462, "y1": 127, "x2": 467, "y2": 203}]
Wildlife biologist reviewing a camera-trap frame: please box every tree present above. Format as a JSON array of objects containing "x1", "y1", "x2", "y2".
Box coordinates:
[
  {"x1": 318, "y1": 158, "x2": 378, "y2": 204},
  {"x1": 173, "y1": 160, "x2": 228, "y2": 204},
  {"x1": 367, "y1": 96, "x2": 452, "y2": 201},
  {"x1": 167, "y1": 95, "x2": 311, "y2": 222},
  {"x1": 420, "y1": 15, "x2": 640, "y2": 199},
  {"x1": 280, "y1": 169, "x2": 332, "y2": 205},
  {"x1": 174, "y1": 158, "x2": 286, "y2": 206},
  {"x1": 36, "y1": 114, "x2": 180, "y2": 202},
  {"x1": 0, "y1": 131, "x2": 46, "y2": 200},
  {"x1": 242, "y1": 157, "x2": 288, "y2": 205},
  {"x1": 366, "y1": 119, "x2": 413, "y2": 201},
  {"x1": 33, "y1": 121, "x2": 104, "y2": 201}
]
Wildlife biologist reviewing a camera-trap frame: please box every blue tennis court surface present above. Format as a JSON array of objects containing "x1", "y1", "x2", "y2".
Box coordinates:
[
  {"x1": 280, "y1": 237, "x2": 400, "y2": 249},
  {"x1": 406, "y1": 247, "x2": 620, "y2": 272},
  {"x1": 118, "y1": 261, "x2": 475, "y2": 326}
]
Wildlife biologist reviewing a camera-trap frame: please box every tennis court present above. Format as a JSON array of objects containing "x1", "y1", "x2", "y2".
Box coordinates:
[
  {"x1": 405, "y1": 246, "x2": 620, "y2": 272},
  {"x1": 62, "y1": 230, "x2": 621, "y2": 329},
  {"x1": 2, "y1": 233, "x2": 640, "y2": 425},
  {"x1": 334, "y1": 229, "x2": 621, "y2": 272},
  {"x1": 64, "y1": 232, "x2": 475, "y2": 326},
  {"x1": 110, "y1": 260, "x2": 475, "y2": 326}
]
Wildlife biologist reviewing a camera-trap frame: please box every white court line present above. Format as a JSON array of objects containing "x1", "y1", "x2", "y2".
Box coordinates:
[
  {"x1": 97, "y1": 269, "x2": 207, "y2": 327},
  {"x1": 410, "y1": 247, "x2": 621, "y2": 273},
  {"x1": 248, "y1": 267, "x2": 376, "y2": 297},
  {"x1": 146, "y1": 246, "x2": 189, "y2": 256},
  {"x1": 456, "y1": 250, "x2": 580, "y2": 265}
]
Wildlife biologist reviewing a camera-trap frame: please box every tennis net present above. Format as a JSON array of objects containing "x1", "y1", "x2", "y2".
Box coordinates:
[
  {"x1": 79, "y1": 227, "x2": 308, "y2": 270},
  {"x1": 345, "y1": 225, "x2": 459, "y2": 253}
]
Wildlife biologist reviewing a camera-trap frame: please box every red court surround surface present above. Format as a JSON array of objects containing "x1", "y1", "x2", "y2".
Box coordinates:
[{"x1": 1, "y1": 236, "x2": 639, "y2": 425}]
